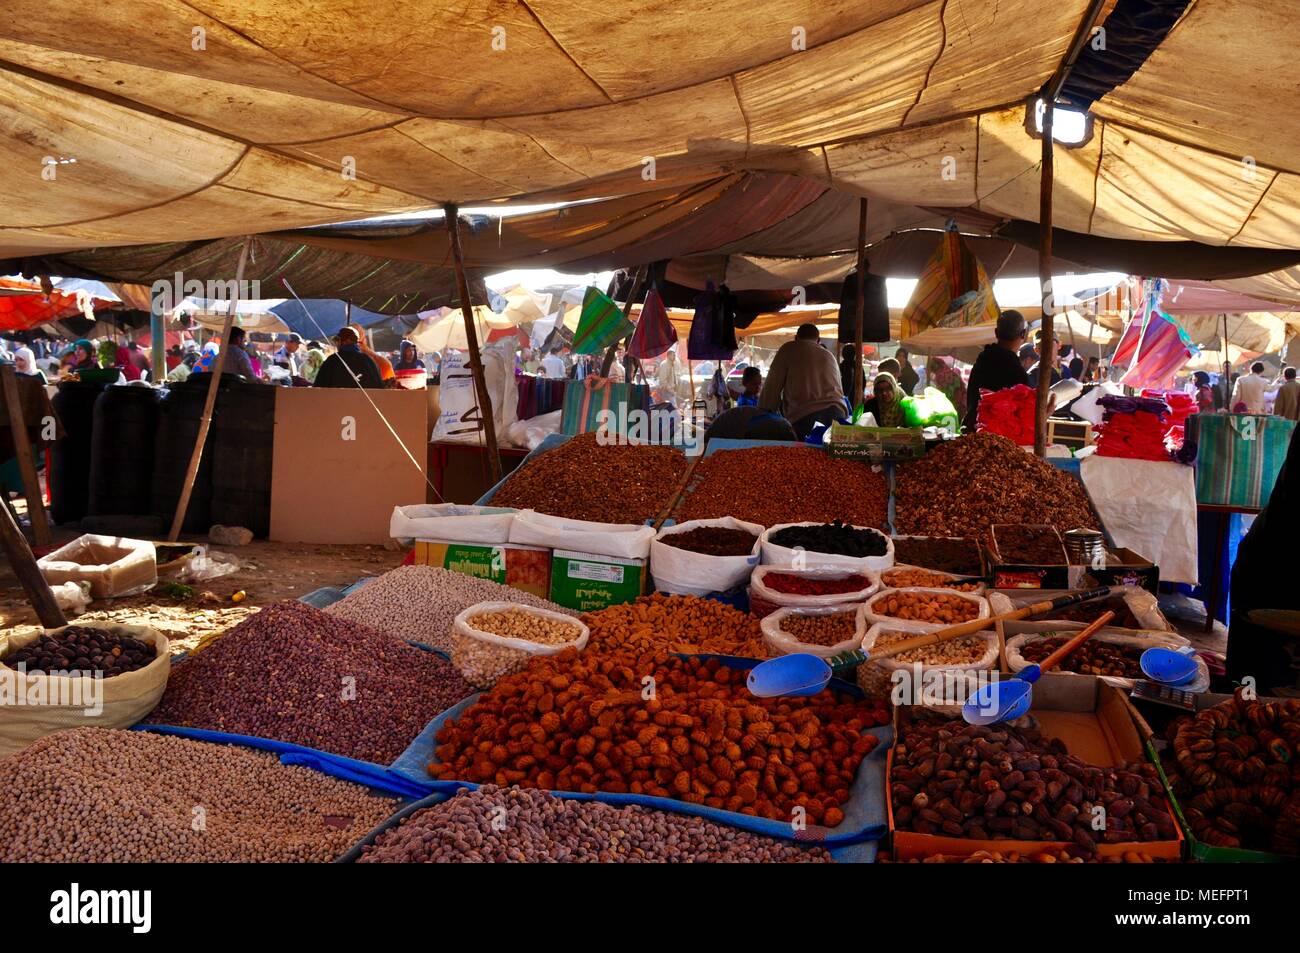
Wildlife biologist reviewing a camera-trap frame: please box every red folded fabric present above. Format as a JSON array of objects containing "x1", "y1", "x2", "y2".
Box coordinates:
[
  {"x1": 1097, "y1": 408, "x2": 1171, "y2": 461},
  {"x1": 977, "y1": 384, "x2": 1037, "y2": 445}
]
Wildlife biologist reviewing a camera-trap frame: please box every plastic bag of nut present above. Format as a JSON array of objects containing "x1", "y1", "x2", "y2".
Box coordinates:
[
  {"x1": 452, "y1": 602, "x2": 590, "y2": 689},
  {"x1": 1006, "y1": 629, "x2": 1207, "y2": 692},
  {"x1": 856, "y1": 618, "x2": 995, "y2": 710},
  {"x1": 760, "y1": 604, "x2": 867, "y2": 658}
]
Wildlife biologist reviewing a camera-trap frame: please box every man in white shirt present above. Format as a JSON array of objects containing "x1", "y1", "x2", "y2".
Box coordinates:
[
  {"x1": 1230, "y1": 361, "x2": 1273, "y2": 414},
  {"x1": 541, "y1": 348, "x2": 567, "y2": 379},
  {"x1": 273, "y1": 332, "x2": 304, "y2": 376}
]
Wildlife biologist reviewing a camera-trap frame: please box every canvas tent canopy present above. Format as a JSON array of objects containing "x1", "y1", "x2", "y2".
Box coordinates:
[{"x1": 1, "y1": 1, "x2": 1298, "y2": 291}]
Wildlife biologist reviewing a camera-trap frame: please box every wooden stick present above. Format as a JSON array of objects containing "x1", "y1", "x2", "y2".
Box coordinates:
[
  {"x1": 652, "y1": 452, "x2": 701, "y2": 531},
  {"x1": 0, "y1": 364, "x2": 51, "y2": 547},
  {"x1": 1036, "y1": 610, "x2": 1114, "y2": 673},
  {"x1": 852, "y1": 197, "x2": 869, "y2": 408},
  {"x1": 1034, "y1": 99, "x2": 1055, "y2": 459},
  {"x1": 601, "y1": 265, "x2": 646, "y2": 377},
  {"x1": 168, "y1": 236, "x2": 251, "y2": 541},
  {"x1": 443, "y1": 203, "x2": 502, "y2": 484},
  {"x1": 0, "y1": 493, "x2": 66, "y2": 627}
]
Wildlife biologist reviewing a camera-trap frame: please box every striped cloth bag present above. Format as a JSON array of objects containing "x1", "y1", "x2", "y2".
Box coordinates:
[
  {"x1": 1193, "y1": 413, "x2": 1296, "y2": 509},
  {"x1": 900, "y1": 227, "x2": 1000, "y2": 339},
  {"x1": 560, "y1": 376, "x2": 651, "y2": 435},
  {"x1": 571, "y1": 286, "x2": 634, "y2": 355},
  {"x1": 626, "y1": 287, "x2": 677, "y2": 359}
]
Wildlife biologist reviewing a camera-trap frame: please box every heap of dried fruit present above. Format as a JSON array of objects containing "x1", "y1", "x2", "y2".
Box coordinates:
[
  {"x1": 659, "y1": 526, "x2": 759, "y2": 556},
  {"x1": 761, "y1": 571, "x2": 874, "y2": 597},
  {"x1": 892, "y1": 536, "x2": 983, "y2": 575},
  {"x1": 894, "y1": 433, "x2": 1100, "y2": 542},
  {"x1": 993, "y1": 525, "x2": 1067, "y2": 565},
  {"x1": 3, "y1": 625, "x2": 157, "y2": 678},
  {"x1": 869, "y1": 590, "x2": 981, "y2": 624},
  {"x1": 885, "y1": 848, "x2": 1160, "y2": 863},
  {"x1": 675, "y1": 446, "x2": 888, "y2": 528},
  {"x1": 1019, "y1": 634, "x2": 1145, "y2": 678},
  {"x1": 582, "y1": 593, "x2": 769, "y2": 659},
  {"x1": 769, "y1": 521, "x2": 889, "y2": 558},
  {"x1": 430, "y1": 650, "x2": 888, "y2": 826},
  {"x1": 491, "y1": 432, "x2": 687, "y2": 523},
  {"x1": 1165, "y1": 689, "x2": 1300, "y2": 854},
  {"x1": 881, "y1": 568, "x2": 980, "y2": 591},
  {"x1": 892, "y1": 711, "x2": 1176, "y2": 852},
  {"x1": 778, "y1": 611, "x2": 859, "y2": 647},
  {"x1": 1035, "y1": 595, "x2": 1142, "y2": 630}
]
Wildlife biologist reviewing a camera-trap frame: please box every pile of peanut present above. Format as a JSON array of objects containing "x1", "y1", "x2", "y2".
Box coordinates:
[
  {"x1": 582, "y1": 593, "x2": 769, "y2": 659},
  {"x1": 780, "y1": 611, "x2": 858, "y2": 647},
  {"x1": 430, "y1": 650, "x2": 888, "y2": 826},
  {"x1": 871, "y1": 628, "x2": 989, "y2": 666},
  {"x1": 454, "y1": 608, "x2": 584, "y2": 689},
  {"x1": 881, "y1": 568, "x2": 980, "y2": 592},
  {"x1": 872, "y1": 590, "x2": 980, "y2": 624}
]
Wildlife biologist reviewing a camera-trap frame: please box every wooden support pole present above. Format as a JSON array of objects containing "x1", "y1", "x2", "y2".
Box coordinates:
[
  {"x1": 443, "y1": 203, "x2": 502, "y2": 483},
  {"x1": 168, "y1": 236, "x2": 251, "y2": 541},
  {"x1": 601, "y1": 265, "x2": 647, "y2": 378},
  {"x1": 0, "y1": 494, "x2": 66, "y2": 627},
  {"x1": 1034, "y1": 101, "x2": 1056, "y2": 459},
  {"x1": 853, "y1": 197, "x2": 869, "y2": 409},
  {"x1": 0, "y1": 364, "x2": 51, "y2": 548},
  {"x1": 150, "y1": 290, "x2": 167, "y2": 386}
]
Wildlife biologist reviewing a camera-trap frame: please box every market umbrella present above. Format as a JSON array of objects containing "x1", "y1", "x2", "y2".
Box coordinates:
[{"x1": 407, "y1": 306, "x2": 518, "y2": 352}]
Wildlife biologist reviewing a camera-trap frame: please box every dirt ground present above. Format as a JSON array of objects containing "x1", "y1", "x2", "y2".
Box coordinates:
[{"x1": 0, "y1": 538, "x2": 401, "y2": 655}]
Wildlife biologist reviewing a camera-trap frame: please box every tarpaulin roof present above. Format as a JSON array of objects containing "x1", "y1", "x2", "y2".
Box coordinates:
[{"x1": 1, "y1": 0, "x2": 1297, "y2": 266}]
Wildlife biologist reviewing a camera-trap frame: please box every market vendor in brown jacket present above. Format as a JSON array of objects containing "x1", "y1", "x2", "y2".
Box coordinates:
[{"x1": 758, "y1": 323, "x2": 848, "y2": 438}]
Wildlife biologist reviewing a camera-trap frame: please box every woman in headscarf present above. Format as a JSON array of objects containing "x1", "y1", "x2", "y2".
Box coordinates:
[
  {"x1": 926, "y1": 355, "x2": 967, "y2": 419},
  {"x1": 13, "y1": 345, "x2": 45, "y2": 382},
  {"x1": 394, "y1": 340, "x2": 424, "y2": 372},
  {"x1": 1192, "y1": 371, "x2": 1215, "y2": 414},
  {"x1": 302, "y1": 347, "x2": 326, "y2": 384},
  {"x1": 349, "y1": 324, "x2": 395, "y2": 383},
  {"x1": 862, "y1": 371, "x2": 906, "y2": 427}
]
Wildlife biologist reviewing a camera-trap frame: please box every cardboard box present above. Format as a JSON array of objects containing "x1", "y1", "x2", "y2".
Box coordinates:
[
  {"x1": 887, "y1": 675, "x2": 1184, "y2": 861},
  {"x1": 1068, "y1": 547, "x2": 1159, "y2": 594},
  {"x1": 411, "y1": 540, "x2": 552, "y2": 599},
  {"x1": 827, "y1": 423, "x2": 924, "y2": 461},
  {"x1": 1046, "y1": 418, "x2": 1093, "y2": 450},
  {"x1": 988, "y1": 524, "x2": 1070, "y2": 589},
  {"x1": 549, "y1": 549, "x2": 646, "y2": 611}
]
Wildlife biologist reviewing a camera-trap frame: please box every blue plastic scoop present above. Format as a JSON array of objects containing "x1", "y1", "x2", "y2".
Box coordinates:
[
  {"x1": 963, "y1": 611, "x2": 1115, "y2": 726},
  {"x1": 1140, "y1": 645, "x2": 1199, "y2": 686},
  {"x1": 747, "y1": 654, "x2": 832, "y2": 698}
]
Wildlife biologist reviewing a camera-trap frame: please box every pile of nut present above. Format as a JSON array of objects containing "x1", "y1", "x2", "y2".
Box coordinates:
[
  {"x1": 779, "y1": 611, "x2": 859, "y2": 647},
  {"x1": 0, "y1": 729, "x2": 397, "y2": 862},
  {"x1": 582, "y1": 593, "x2": 769, "y2": 659},
  {"x1": 357, "y1": 785, "x2": 833, "y2": 863},
  {"x1": 892, "y1": 712, "x2": 1177, "y2": 851},
  {"x1": 675, "y1": 446, "x2": 888, "y2": 528},
  {"x1": 1019, "y1": 635, "x2": 1145, "y2": 678},
  {"x1": 659, "y1": 526, "x2": 759, "y2": 557},
  {"x1": 1164, "y1": 689, "x2": 1300, "y2": 854},
  {"x1": 453, "y1": 607, "x2": 585, "y2": 689},
  {"x1": 881, "y1": 568, "x2": 979, "y2": 591},
  {"x1": 894, "y1": 433, "x2": 1101, "y2": 541},
  {"x1": 430, "y1": 650, "x2": 888, "y2": 826},
  {"x1": 491, "y1": 432, "x2": 688, "y2": 524},
  {"x1": 994, "y1": 525, "x2": 1067, "y2": 564},
  {"x1": 871, "y1": 590, "x2": 981, "y2": 624},
  {"x1": 870, "y1": 628, "x2": 989, "y2": 666},
  {"x1": 326, "y1": 566, "x2": 577, "y2": 653},
  {"x1": 3, "y1": 625, "x2": 156, "y2": 678},
  {"x1": 892, "y1": 536, "x2": 983, "y2": 575},
  {"x1": 147, "y1": 600, "x2": 472, "y2": 763}
]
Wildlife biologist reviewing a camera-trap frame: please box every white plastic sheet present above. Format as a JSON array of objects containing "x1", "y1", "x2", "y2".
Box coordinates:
[{"x1": 1079, "y1": 456, "x2": 1198, "y2": 584}]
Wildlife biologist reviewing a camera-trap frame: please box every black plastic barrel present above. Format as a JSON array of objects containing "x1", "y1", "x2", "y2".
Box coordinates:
[
  {"x1": 210, "y1": 380, "x2": 276, "y2": 538},
  {"x1": 50, "y1": 380, "x2": 109, "y2": 524},
  {"x1": 151, "y1": 376, "x2": 228, "y2": 534},
  {"x1": 88, "y1": 385, "x2": 162, "y2": 517}
]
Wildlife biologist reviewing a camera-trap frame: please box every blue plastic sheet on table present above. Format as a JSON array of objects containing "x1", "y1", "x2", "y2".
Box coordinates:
[
  {"x1": 133, "y1": 724, "x2": 435, "y2": 799},
  {"x1": 297, "y1": 575, "x2": 379, "y2": 610},
  {"x1": 336, "y1": 785, "x2": 876, "y2": 863},
  {"x1": 391, "y1": 655, "x2": 893, "y2": 846}
]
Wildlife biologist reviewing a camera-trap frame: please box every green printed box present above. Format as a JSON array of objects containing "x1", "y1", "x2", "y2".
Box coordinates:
[
  {"x1": 413, "y1": 540, "x2": 551, "y2": 598},
  {"x1": 549, "y1": 549, "x2": 646, "y2": 612}
]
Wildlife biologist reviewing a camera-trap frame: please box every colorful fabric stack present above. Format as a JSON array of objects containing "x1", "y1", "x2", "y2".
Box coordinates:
[
  {"x1": 1142, "y1": 388, "x2": 1197, "y2": 453},
  {"x1": 975, "y1": 384, "x2": 1036, "y2": 445},
  {"x1": 1096, "y1": 394, "x2": 1172, "y2": 462}
]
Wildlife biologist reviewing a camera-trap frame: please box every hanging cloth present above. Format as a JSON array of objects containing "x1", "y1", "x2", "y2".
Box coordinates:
[
  {"x1": 626, "y1": 286, "x2": 677, "y2": 360},
  {"x1": 837, "y1": 268, "x2": 891, "y2": 343},
  {"x1": 687, "y1": 280, "x2": 737, "y2": 361},
  {"x1": 571, "y1": 286, "x2": 633, "y2": 355}
]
